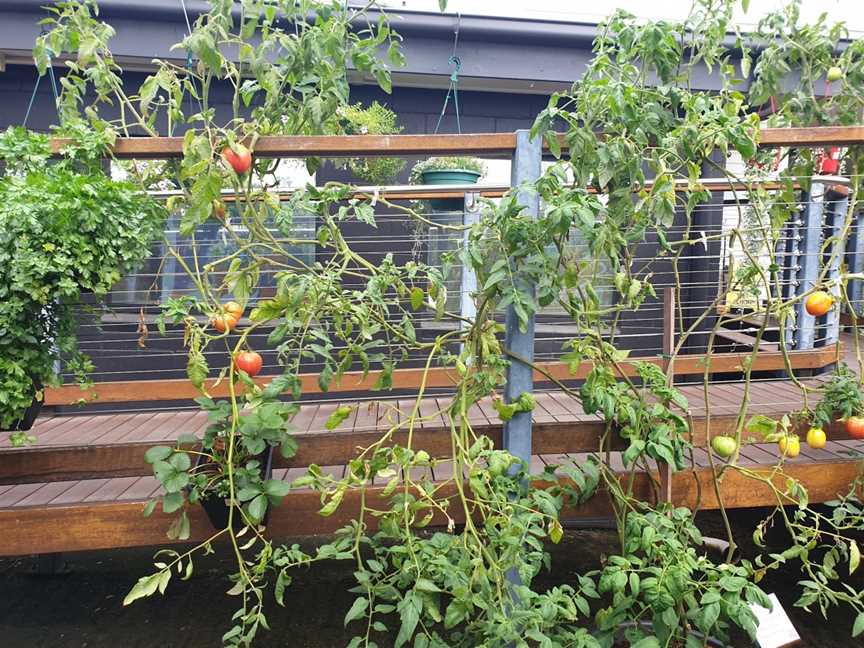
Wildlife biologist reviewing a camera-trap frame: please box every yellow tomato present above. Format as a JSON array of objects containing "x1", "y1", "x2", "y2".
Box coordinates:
[
  {"x1": 805, "y1": 427, "x2": 826, "y2": 449},
  {"x1": 778, "y1": 435, "x2": 800, "y2": 458}
]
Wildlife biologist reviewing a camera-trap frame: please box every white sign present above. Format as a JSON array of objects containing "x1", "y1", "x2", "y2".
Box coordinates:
[{"x1": 750, "y1": 593, "x2": 801, "y2": 648}]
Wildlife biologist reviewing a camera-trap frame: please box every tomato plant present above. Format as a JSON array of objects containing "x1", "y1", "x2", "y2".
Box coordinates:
[{"x1": 29, "y1": 0, "x2": 864, "y2": 646}]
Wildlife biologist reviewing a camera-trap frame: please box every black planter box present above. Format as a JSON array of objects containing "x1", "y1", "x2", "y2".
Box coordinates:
[
  {"x1": 195, "y1": 447, "x2": 274, "y2": 531},
  {"x1": 5, "y1": 397, "x2": 44, "y2": 432}
]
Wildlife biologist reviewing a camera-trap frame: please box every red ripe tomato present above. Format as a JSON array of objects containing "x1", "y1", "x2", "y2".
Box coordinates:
[
  {"x1": 223, "y1": 301, "x2": 244, "y2": 320},
  {"x1": 845, "y1": 416, "x2": 864, "y2": 440},
  {"x1": 221, "y1": 144, "x2": 252, "y2": 175},
  {"x1": 211, "y1": 313, "x2": 238, "y2": 333},
  {"x1": 805, "y1": 291, "x2": 833, "y2": 317},
  {"x1": 234, "y1": 351, "x2": 263, "y2": 377}
]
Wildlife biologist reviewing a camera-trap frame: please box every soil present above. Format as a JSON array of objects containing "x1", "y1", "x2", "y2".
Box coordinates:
[{"x1": 1, "y1": 509, "x2": 862, "y2": 647}]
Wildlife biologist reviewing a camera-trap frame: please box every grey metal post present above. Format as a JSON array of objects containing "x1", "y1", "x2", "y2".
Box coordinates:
[
  {"x1": 788, "y1": 182, "x2": 826, "y2": 351},
  {"x1": 503, "y1": 130, "x2": 542, "y2": 467},
  {"x1": 847, "y1": 203, "x2": 864, "y2": 318},
  {"x1": 460, "y1": 192, "x2": 480, "y2": 326},
  {"x1": 824, "y1": 190, "x2": 848, "y2": 347}
]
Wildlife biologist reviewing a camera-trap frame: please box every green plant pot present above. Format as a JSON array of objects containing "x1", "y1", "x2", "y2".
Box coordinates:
[{"x1": 420, "y1": 168, "x2": 481, "y2": 212}]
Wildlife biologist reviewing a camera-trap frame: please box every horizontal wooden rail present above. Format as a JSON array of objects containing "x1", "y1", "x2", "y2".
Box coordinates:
[
  {"x1": 44, "y1": 344, "x2": 839, "y2": 406},
  {"x1": 48, "y1": 126, "x2": 864, "y2": 160},
  {"x1": 0, "y1": 457, "x2": 858, "y2": 556},
  {"x1": 759, "y1": 126, "x2": 864, "y2": 147},
  {"x1": 51, "y1": 133, "x2": 519, "y2": 159}
]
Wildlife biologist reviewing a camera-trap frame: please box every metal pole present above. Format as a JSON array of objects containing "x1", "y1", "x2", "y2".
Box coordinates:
[
  {"x1": 503, "y1": 130, "x2": 542, "y2": 467},
  {"x1": 824, "y1": 189, "x2": 848, "y2": 347},
  {"x1": 847, "y1": 204, "x2": 864, "y2": 318},
  {"x1": 659, "y1": 287, "x2": 675, "y2": 504},
  {"x1": 460, "y1": 192, "x2": 480, "y2": 327},
  {"x1": 789, "y1": 181, "x2": 826, "y2": 351}
]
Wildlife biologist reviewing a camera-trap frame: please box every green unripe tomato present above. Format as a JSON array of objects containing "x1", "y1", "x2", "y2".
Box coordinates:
[
  {"x1": 414, "y1": 450, "x2": 431, "y2": 465},
  {"x1": 710, "y1": 435, "x2": 738, "y2": 458},
  {"x1": 827, "y1": 66, "x2": 844, "y2": 82},
  {"x1": 517, "y1": 392, "x2": 536, "y2": 412}
]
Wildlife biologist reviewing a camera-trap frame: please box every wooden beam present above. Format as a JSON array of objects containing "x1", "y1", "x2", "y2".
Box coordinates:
[
  {"x1": 758, "y1": 126, "x2": 864, "y2": 147},
  {"x1": 43, "y1": 344, "x2": 840, "y2": 406},
  {"x1": 50, "y1": 133, "x2": 519, "y2": 159},
  {"x1": 48, "y1": 126, "x2": 864, "y2": 160},
  {"x1": 0, "y1": 457, "x2": 858, "y2": 556}
]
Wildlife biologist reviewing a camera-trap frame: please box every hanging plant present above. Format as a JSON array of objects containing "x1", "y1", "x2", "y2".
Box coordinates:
[
  {"x1": 0, "y1": 126, "x2": 164, "y2": 443},
  {"x1": 339, "y1": 101, "x2": 407, "y2": 185}
]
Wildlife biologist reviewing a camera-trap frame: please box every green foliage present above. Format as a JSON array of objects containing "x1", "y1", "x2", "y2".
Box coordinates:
[
  {"x1": 144, "y1": 389, "x2": 298, "y2": 533},
  {"x1": 812, "y1": 363, "x2": 864, "y2": 427},
  {"x1": 340, "y1": 101, "x2": 406, "y2": 184},
  {"x1": 0, "y1": 127, "x2": 163, "y2": 434},
  {"x1": 34, "y1": 1, "x2": 864, "y2": 646},
  {"x1": 306, "y1": 439, "x2": 601, "y2": 648},
  {"x1": 593, "y1": 506, "x2": 768, "y2": 647}
]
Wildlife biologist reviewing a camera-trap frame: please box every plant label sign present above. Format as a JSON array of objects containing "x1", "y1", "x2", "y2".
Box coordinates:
[{"x1": 750, "y1": 593, "x2": 801, "y2": 648}]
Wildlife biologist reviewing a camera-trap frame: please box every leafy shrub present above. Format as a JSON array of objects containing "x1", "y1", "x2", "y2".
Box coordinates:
[{"x1": 0, "y1": 127, "x2": 164, "y2": 439}]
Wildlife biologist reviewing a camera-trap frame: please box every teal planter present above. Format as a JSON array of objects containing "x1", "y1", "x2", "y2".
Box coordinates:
[{"x1": 420, "y1": 168, "x2": 481, "y2": 212}]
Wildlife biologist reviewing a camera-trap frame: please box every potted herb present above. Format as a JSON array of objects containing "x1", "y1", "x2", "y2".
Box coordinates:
[
  {"x1": 410, "y1": 156, "x2": 486, "y2": 211},
  {"x1": 339, "y1": 101, "x2": 406, "y2": 185},
  {"x1": 0, "y1": 127, "x2": 163, "y2": 444}
]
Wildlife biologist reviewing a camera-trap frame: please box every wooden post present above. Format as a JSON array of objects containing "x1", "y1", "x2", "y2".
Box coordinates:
[
  {"x1": 659, "y1": 287, "x2": 675, "y2": 504},
  {"x1": 503, "y1": 130, "x2": 542, "y2": 468}
]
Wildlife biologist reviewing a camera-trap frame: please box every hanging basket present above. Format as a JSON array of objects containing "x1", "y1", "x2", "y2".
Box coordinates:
[{"x1": 420, "y1": 168, "x2": 481, "y2": 212}]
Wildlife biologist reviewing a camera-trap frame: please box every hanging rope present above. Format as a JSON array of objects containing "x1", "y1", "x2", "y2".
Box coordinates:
[
  {"x1": 433, "y1": 13, "x2": 462, "y2": 135},
  {"x1": 23, "y1": 33, "x2": 60, "y2": 128},
  {"x1": 179, "y1": 0, "x2": 201, "y2": 115}
]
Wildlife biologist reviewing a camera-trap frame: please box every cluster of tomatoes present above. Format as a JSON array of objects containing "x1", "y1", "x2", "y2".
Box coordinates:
[
  {"x1": 710, "y1": 416, "x2": 864, "y2": 461},
  {"x1": 209, "y1": 301, "x2": 263, "y2": 378}
]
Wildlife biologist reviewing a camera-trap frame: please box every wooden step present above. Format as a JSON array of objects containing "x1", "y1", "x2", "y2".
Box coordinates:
[
  {"x1": 1, "y1": 443, "x2": 861, "y2": 557},
  {"x1": 0, "y1": 380, "x2": 844, "y2": 484}
]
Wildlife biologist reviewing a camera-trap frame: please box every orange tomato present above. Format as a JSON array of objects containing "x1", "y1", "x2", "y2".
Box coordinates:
[
  {"x1": 805, "y1": 291, "x2": 833, "y2": 317},
  {"x1": 212, "y1": 200, "x2": 226, "y2": 219},
  {"x1": 223, "y1": 301, "x2": 244, "y2": 320},
  {"x1": 211, "y1": 313, "x2": 238, "y2": 333}
]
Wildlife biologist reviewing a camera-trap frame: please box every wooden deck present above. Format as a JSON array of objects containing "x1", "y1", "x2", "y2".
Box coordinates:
[{"x1": 2, "y1": 371, "x2": 864, "y2": 556}]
